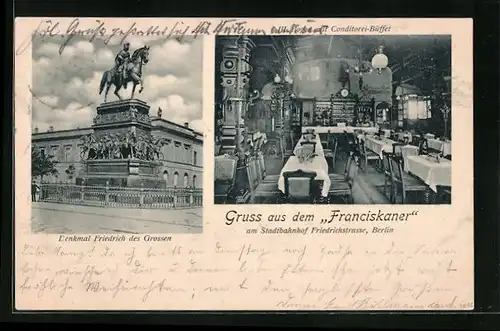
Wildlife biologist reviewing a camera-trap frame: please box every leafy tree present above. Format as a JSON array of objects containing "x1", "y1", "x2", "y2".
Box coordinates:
[
  {"x1": 32, "y1": 147, "x2": 58, "y2": 181},
  {"x1": 65, "y1": 164, "x2": 76, "y2": 183}
]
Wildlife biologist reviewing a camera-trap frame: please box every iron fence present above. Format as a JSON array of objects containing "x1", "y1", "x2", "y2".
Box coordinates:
[{"x1": 38, "y1": 183, "x2": 203, "y2": 209}]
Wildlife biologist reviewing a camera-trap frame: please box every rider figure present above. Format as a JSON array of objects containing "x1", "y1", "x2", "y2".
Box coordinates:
[{"x1": 114, "y1": 42, "x2": 131, "y2": 86}]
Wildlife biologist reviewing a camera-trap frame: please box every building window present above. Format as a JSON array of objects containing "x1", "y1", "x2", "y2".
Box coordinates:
[
  {"x1": 163, "y1": 139, "x2": 172, "y2": 161},
  {"x1": 417, "y1": 98, "x2": 428, "y2": 119},
  {"x1": 50, "y1": 145, "x2": 59, "y2": 157},
  {"x1": 77, "y1": 144, "x2": 83, "y2": 160},
  {"x1": 310, "y1": 66, "x2": 320, "y2": 81},
  {"x1": 174, "y1": 142, "x2": 182, "y2": 162},
  {"x1": 163, "y1": 170, "x2": 169, "y2": 183},
  {"x1": 183, "y1": 173, "x2": 189, "y2": 187},
  {"x1": 192, "y1": 175, "x2": 197, "y2": 188},
  {"x1": 193, "y1": 151, "x2": 197, "y2": 165},
  {"x1": 64, "y1": 145, "x2": 72, "y2": 162},
  {"x1": 404, "y1": 95, "x2": 432, "y2": 120},
  {"x1": 173, "y1": 172, "x2": 179, "y2": 186},
  {"x1": 184, "y1": 144, "x2": 190, "y2": 163},
  {"x1": 425, "y1": 99, "x2": 432, "y2": 119}
]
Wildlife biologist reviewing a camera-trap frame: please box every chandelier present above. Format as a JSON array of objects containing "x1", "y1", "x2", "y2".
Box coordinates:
[
  {"x1": 273, "y1": 73, "x2": 294, "y2": 86},
  {"x1": 371, "y1": 46, "x2": 389, "y2": 74}
]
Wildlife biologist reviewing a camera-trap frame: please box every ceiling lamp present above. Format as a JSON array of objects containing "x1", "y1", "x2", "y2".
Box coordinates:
[
  {"x1": 273, "y1": 73, "x2": 281, "y2": 84},
  {"x1": 274, "y1": 73, "x2": 293, "y2": 85},
  {"x1": 371, "y1": 46, "x2": 388, "y2": 74}
]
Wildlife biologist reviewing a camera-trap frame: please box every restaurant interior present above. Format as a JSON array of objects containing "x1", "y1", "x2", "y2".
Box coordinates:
[{"x1": 214, "y1": 35, "x2": 452, "y2": 205}]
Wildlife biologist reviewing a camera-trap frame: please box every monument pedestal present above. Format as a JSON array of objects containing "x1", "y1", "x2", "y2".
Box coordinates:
[
  {"x1": 81, "y1": 159, "x2": 166, "y2": 188},
  {"x1": 77, "y1": 99, "x2": 166, "y2": 188}
]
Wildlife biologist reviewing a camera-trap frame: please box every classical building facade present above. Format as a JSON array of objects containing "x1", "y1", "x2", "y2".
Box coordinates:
[{"x1": 32, "y1": 117, "x2": 203, "y2": 188}]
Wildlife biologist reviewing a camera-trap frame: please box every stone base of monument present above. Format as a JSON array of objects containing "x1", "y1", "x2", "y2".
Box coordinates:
[{"x1": 78, "y1": 159, "x2": 166, "y2": 188}]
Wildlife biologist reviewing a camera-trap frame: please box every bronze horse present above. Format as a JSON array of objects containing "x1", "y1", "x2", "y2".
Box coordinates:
[{"x1": 99, "y1": 46, "x2": 150, "y2": 102}]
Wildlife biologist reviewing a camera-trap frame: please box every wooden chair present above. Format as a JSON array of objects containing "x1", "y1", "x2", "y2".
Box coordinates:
[
  {"x1": 327, "y1": 153, "x2": 359, "y2": 204},
  {"x1": 381, "y1": 151, "x2": 394, "y2": 203},
  {"x1": 320, "y1": 133, "x2": 328, "y2": 150},
  {"x1": 418, "y1": 138, "x2": 429, "y2": 155},
  {"x1": 329, "y1": 150, "x2": 353, "y2": 182},
  {"x1": 323, "y1": 131, "x2": 337, "y2": 172},
  {"x1": 289, "y1": 130, "x2": 296, "y2": 150},
  {"x1": 411, "y1": 133, "x2": 422, "y2": 147},
  {"x1": 260, "y1": 152, "x2": 280, "y2": 184},
  {"x1": 434, "y1": 185, "x2": 451, "y2": 204},
  {"x1": 246, "y1": 156, "x2": 260, "y2": 190},
  {"x1": 359, "y1": 139, "x2": 379, "y2": 172},
  {"x1": 214, "y1": 155, "x2": 238, "y2": 204},
  {"x1": 329, "y1": 150, "x2": 351, "y2": 183},
  {"x1": 392, "y1": 142, "x2": 405, "y2": 170},
  {"x1": 281, "y1": 135, "x2": 294, "y2": 167},
  {"x1": 246, "y1": 156, "x2": 282, "y2": 203},
  {"x1": 389, "y1": 155, "x2": 428, "y2": 204},
  {"x1": 336, "y1": 131, "x2": 349, "y2": 159},
  {"x1": 325, "y1": 138, "x2": 338, "y2": 173},
  {"x1": 282, "y1": 169, "x2": 317, "y2": 203}
]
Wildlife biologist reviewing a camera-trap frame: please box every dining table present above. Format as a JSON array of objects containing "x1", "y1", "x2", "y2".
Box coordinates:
[
  {"x1": 400, "y1": 145, "x2": 419, "y2": 169},
  {"x1": 293, "y1": 133, "x2": 324, "y2": 157},
  {"x1": 364, "y1": 136, "x2": 398, "y2": 159},
  {"x1": 405, "y1": 155, "x2": 451, "y2": 192},
  {"x1": 279, "y1": 133, "x2": 330, "y2": 197},
  {"x1": 427, "y1": 138, "x2": 452, "y2": 156}
]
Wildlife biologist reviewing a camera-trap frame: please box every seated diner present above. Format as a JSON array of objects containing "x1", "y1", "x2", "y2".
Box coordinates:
[{"x1": 214, "y1": 35, "x2": 452, "y2": 205}]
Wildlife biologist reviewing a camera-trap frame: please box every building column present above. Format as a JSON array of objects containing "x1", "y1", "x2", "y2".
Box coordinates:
[{"x1": 218, "y1": 36, "x2": 255, "y2": 156}]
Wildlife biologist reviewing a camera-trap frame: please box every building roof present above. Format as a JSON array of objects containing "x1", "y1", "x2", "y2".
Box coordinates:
[
  {"x1": 32, "y1": 118, "x2": 203, "y2": 143},
  {"x1": 32, "y1": 127, "x2": 93, "y2": 141},
  {"x1": 150, "y1": 117, "x2": 203, "y2": 142}
]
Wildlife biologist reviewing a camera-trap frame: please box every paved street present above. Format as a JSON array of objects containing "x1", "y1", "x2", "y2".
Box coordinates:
[{"x1": 31, "y1": 202, "x2": 203, "y2": 234}]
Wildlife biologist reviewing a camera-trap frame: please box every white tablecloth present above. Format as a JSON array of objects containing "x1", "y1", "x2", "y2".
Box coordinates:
[
  {"x1": 278, "y1": 155, "x2": 330, "y2": 197},
  {"x1": 406, "y1": 155, "x2": 451, "y2": 192},
  {"x1": 427, "y1": 139, "x2": 452, "y2": 156},
  {"x1": 302, "y1": 126, "x2": 379, "y2": 134},
  {"x1": 365, "y1": 137, "x2": 397, "y2": 158},
  {"x1": 360, "y1": 136, "x2": 418, "y2": 167},
  {"x1": 401, "y1": 145, "x2": 419, "y2": 170},
  {"x1": 294, "y1": 134, "x2": 324, "y2": 157}
]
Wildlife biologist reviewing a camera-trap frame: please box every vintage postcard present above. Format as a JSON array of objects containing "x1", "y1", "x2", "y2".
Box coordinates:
[{"x1": 14, "y1": 18, "x2": 473, "y2": 310}]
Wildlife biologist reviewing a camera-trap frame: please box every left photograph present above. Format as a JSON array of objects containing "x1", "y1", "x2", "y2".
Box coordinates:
[{"x1": 30, "y1": 35, "x2": 204, "y2": 234}]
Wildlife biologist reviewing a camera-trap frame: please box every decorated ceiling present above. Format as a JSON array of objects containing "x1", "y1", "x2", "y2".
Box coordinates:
[{"x1": 246, "y1": 35, "x2": 451, "y2": 100}]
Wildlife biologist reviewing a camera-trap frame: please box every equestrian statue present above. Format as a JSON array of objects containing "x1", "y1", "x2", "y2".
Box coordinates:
[{"x1": 99, "y1": 42, "x2": 151, "y2": 102}]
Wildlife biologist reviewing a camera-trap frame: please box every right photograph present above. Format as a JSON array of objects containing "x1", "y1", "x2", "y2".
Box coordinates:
[{"x1": 214, "y1": 35, "x2": 452, "y2": 205}]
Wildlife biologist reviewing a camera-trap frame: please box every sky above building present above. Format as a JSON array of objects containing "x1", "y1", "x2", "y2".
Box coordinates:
[{"x1": 31, "y1": 34, "x2": 204, "y2": 133}]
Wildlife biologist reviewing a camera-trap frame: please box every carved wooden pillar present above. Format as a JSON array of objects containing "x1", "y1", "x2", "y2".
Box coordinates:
[{"x1": 218, "y1": 36, "x2": 255, "y2": 156}]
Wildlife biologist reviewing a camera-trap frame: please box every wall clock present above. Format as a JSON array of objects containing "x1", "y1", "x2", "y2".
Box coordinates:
[{"x1": 340, "y1": 88, "x2": 349, "y2": 97}]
